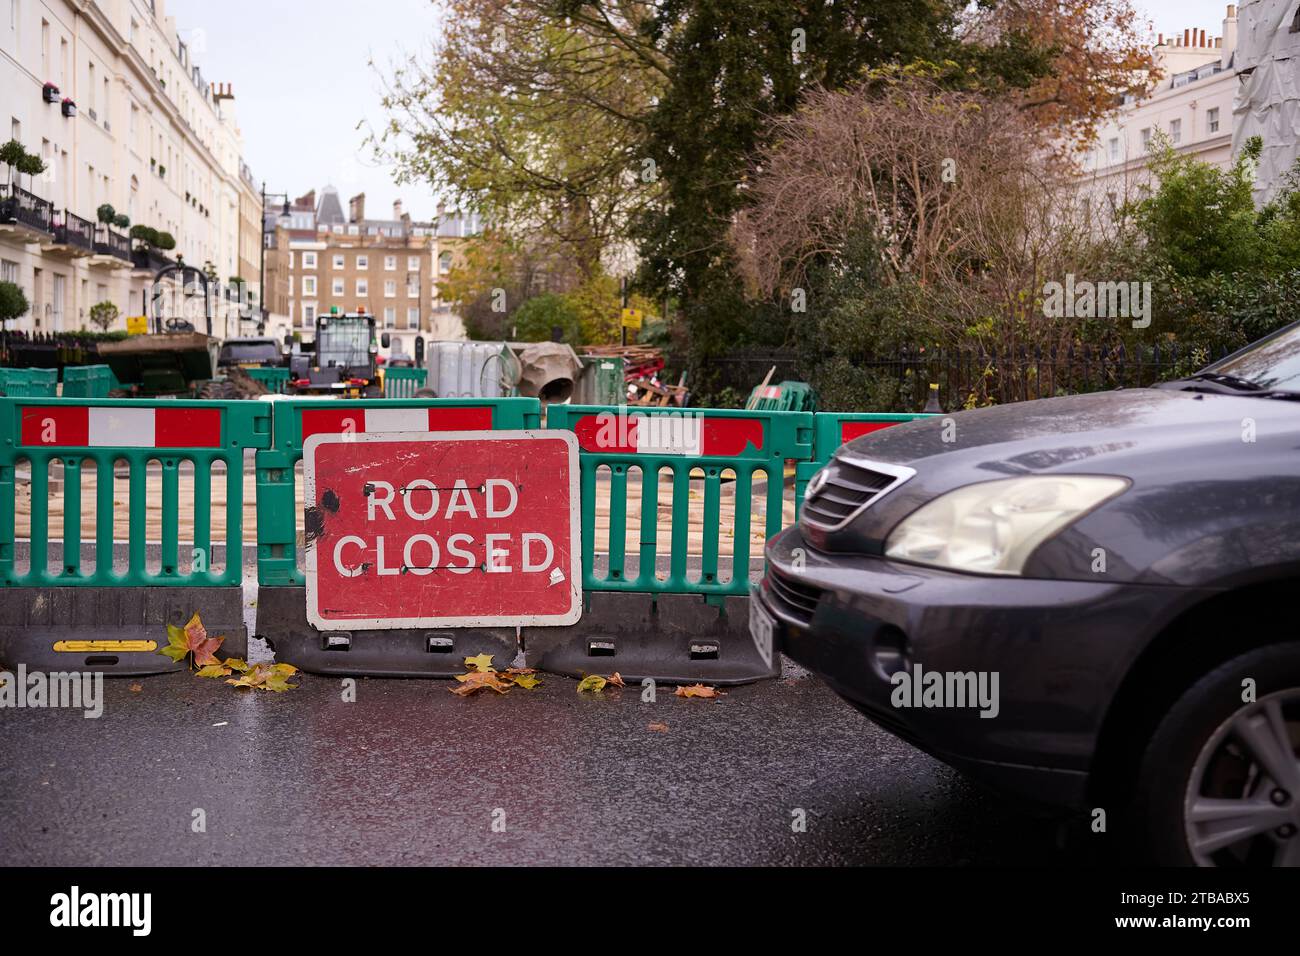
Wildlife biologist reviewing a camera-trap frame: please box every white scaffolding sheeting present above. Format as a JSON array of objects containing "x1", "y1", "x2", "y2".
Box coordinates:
[{"x1": 1232, "y1": 0, "x2": 1300, "y2": 205}]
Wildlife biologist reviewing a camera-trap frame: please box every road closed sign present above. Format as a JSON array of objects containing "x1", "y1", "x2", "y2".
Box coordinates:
[{"x1": 302, "y1": 430, "x2": 581, "y2": 630}]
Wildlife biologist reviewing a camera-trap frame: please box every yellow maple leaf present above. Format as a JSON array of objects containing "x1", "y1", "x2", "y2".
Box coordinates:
[
  {"x1": 576, "y1": 674, "x2": 607, "y2": 694},
  {"x1": 450, "y1": 670, "x2": 512, "y2": 696}
]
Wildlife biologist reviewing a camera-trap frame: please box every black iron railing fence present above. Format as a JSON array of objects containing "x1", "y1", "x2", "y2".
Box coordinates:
[
  {"x1": 0, "y1": 183, "x2": 54, "y2": 233},
  {"x1": 0, "y1": 330, "x2": 129, "y2": 370},
  {"x1": 55, "y1": 210, "x2": 96, "y2": 251},
  {"x1": 705, "y1": 343, "x2": 1232, "y2": 412},
  {"x1": 94, "y1": 225, "x2": 131, "y2": 260}
]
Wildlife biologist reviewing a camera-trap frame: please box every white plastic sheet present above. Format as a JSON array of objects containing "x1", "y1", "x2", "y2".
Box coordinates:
[{"x1": 1232, "y1": 0, "x2": 1300, "y2": 205}]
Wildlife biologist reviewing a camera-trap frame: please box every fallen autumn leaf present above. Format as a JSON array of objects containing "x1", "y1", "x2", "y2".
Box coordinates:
[
  {"x1": 451, "y1": 670, "x2": 513, "y2": 696},
  {"x1": 576, "y1": 674, "x2": 608, "y2": 694}
]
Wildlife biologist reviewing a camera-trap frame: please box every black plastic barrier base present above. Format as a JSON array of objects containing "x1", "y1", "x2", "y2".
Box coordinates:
[
  {"x1": 524, "y1": 591, "x2": 778, "y2": 686},
  {"x1": 255, "y1": 586, "x2": 518, "y2": 677},
  {"x1": 0, "y1": 586, "x2": 248, "y2": 677}
]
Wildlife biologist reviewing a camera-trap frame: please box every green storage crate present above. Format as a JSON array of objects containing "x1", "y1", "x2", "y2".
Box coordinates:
[
  {"x1": 383, "y1": 366, "x2": 428, "y2": 398},
  {"x1": 61, "y1": 364, "x2": 115, "y2": 399},
  {"x1": 580, "y1": 356, "x2": 626, "y2": 406},
  {"x1": 245, "y1": 366, "x2": 290, "y2": 394},
  {"x1": 0, "y1": 367, "x2": 58, "y2": 398}
]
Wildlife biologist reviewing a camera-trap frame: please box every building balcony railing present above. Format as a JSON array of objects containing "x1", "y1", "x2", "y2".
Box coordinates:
[
  {"x1": 93, "y1": 225, "x2": 132, "y2": 262},
  {"x1": 0, "y1": 183, "x2": 55, "y2": 235},
  {"x1": 131, "y1": 245, "x2": 175, "y2": 273},
  {"x1": 53, "y1": 210, "x2": 97, "y2": 253}
]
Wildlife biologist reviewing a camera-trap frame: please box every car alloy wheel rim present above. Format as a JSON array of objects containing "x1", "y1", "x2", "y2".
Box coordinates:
[{"x1": 1184, "y1": 688, "x2": 1300, "y2": 866}]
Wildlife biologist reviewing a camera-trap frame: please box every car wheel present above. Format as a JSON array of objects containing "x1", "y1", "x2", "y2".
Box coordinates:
[{"x1": 1129, "y1": 643, "x2": 1300, "y2": 866}]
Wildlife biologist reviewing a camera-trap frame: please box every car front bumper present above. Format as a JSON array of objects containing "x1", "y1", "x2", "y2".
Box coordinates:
[{"x1": 759, "y1": 526, "x2": 1214, "y2": 809}]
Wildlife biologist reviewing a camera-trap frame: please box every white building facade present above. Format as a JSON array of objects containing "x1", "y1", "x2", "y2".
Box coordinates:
[
  {"x1": 1078, "y1": 5, "x2": 1242, "y2": 214},
  {"x1": 0, "y1": 0, "x2": 261, "y2": 336}
]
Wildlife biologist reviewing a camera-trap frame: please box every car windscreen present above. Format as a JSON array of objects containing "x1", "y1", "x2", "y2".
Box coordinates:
[
  {"x1": 1203, "y1": 320, "x2": 1300, "y2": 394},
  {"x1": 316, "y1": 322, "x2": 371, "y2": 368},
  {"x1": 219, "y1": 342, "x2": 280, "y2": 365}
]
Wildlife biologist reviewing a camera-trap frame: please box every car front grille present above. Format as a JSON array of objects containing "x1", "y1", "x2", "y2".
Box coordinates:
[
  {"x1": 802, "y1": 456, "x2": 914, "y2": 531},
  {"x1": 766, "y1": 568, "x2": 824, "y2": 627}
]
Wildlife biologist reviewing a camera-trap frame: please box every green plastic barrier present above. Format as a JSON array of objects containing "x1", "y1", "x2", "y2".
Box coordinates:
[
  {"x1": 794, "y1": 412, "x2": 937, "y2": 515},
  {"x1": 61, "y1": 365, "x2": 114, "y2": 399},
  {"x1": 546, "y1": 404, "x2": 814, "y2": 597},
  {"x1": 383, "y1": 367, "x2": 428, "y2": 398},
  {"x1": 245, "y1": 367, "x2": 290, "y2": 394},
  {"x1": 0, "y1": 397, "x2": 272, "y2": 587},
  {"x1": 255, "y1": 397, "x2": 543, "y2": 586},
  {"x1": 0, "y1": 368, "x2": 58, "y2": 398}
]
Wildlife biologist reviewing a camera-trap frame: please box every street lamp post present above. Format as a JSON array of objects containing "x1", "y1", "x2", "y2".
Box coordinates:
[{"x1": 258, "y1": 182, "x2": 291, "y2": 335}]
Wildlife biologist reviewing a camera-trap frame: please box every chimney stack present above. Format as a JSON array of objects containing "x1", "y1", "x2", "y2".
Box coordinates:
[
  {"x1": 349, "y1": 193, "x2": 366, "y2": 223},
  {"x1": 393, "y1": 199, "x2": 403, "y2": 220}
]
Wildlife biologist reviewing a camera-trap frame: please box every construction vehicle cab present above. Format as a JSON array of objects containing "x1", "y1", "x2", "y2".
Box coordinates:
[
  {"x1": 288, "y1": 306, "x2": 382, "y2": 397},
  {"x1": 219, "y1": 337, "x2": 285, "y2": 369}
]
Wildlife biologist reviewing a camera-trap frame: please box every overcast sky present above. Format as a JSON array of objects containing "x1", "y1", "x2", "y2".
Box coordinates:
[{"x1": 166, "y1": 0, "x2": 1242, "y2": 222}]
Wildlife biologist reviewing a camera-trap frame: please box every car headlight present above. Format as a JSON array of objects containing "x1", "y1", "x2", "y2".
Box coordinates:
[{"x1": 884, "y1": 475, "x2": 1128, "y2": 575}]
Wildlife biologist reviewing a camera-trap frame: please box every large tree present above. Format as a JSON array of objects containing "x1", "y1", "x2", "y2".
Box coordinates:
[{"x1": 373, "y1": 1, "x2": 663, "y2": 283}]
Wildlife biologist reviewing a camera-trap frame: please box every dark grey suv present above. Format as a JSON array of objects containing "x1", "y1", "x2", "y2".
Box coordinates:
[{"x1": 756, "y1": 320, "x2": 1300, "y2": 866}]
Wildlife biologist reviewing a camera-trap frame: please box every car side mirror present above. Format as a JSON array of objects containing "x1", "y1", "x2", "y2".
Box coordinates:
[{"x1": 381, "y1": 333, "x2": 391, "y2": 349}]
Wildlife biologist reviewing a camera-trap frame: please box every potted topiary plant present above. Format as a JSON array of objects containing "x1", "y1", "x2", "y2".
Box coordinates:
[
  {"x1": 0, "y1": 140, "x2": 22, "y2": 223},
  {"x1": 0, "y1": 280, "x2": 29, "y2": 332},
  {"x1": 112, "y1": 213, "x2": 129, "y2": 230},
  {"x1": 96, "y1": 203, "x2": 116, "y2": 225},
  {"x1": 16, "y1": 150, "x2": 46, "y2": 190},
  {"x1": 88, "y1": 300, "x2": 119, "y2": 332},
  {"x1": 0, "y1": 139, "x2": 24, "y2": 186},
  {"x1": 129, "y1": 224, "x2": 167, "y2": 269}
]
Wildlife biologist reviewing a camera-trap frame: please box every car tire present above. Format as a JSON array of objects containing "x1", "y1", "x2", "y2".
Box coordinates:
[{"x1": 1127, "y1": 642, "x2": 1300, "y2": 866}]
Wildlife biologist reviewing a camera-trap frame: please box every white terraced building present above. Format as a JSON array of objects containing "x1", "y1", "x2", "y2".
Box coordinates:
[
  {"x1": 1077, "y1": 4, "x2": 1244, "y2": 217},
  {"x1": 0, "y1": 0, "x2": 261, "y2": 336}
]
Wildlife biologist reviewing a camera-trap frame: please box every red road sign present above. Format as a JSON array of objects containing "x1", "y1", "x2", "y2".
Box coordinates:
[{"x1": 302, "y1": 430, "x2": 581, "y2": 630}]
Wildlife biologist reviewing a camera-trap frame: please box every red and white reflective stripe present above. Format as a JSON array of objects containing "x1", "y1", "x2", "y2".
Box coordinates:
[
  {"x1": 761, "y1": 386, "x2": 782, "y2": 399},
  {"x1": 19, "y1": 406, "x2": 222, "y2": 448},
  {"x1": 572, "y1": 414, "x2": 763, "y2": 457},
  {"x1": 299, "y1": 405, "x2": 493, "y2": 441},
  {"x1": 840, "y1": 420, "x2": 902, "y2": 443}
]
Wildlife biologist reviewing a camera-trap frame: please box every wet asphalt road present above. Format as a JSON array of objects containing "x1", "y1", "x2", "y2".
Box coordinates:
[{"x1": 0, "y1": 652, "x2": 1079, "y2": 866}]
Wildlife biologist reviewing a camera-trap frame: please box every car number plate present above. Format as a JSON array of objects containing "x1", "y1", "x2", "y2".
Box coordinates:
[{"x1": 749, "y1": 592, "x2": 775, "y2": 669}]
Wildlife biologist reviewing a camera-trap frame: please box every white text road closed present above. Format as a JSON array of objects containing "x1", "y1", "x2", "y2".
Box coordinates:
[{"x1": 302, "y1": 430, "x2": 581, "y2": 630}]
